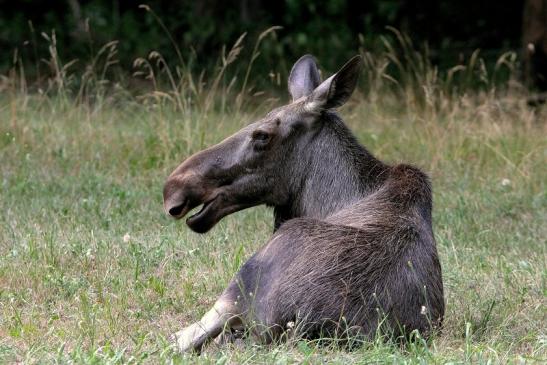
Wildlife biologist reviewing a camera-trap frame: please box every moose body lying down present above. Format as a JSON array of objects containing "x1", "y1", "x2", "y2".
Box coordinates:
[{"x1": 163, "y1": 55, "x2": 445, "y2": 352}]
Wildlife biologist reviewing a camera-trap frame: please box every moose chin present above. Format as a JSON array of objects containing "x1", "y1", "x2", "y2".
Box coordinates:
[{"x1": 163, "y1": 54, "x2": 445, "y2": 353}]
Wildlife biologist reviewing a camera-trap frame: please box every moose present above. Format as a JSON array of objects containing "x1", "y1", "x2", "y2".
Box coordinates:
[{"x1": 163, "y1": 55, "x2": 445, "y2": 353}]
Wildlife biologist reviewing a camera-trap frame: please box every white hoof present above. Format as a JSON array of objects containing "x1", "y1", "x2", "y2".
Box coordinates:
[{"x1": 171, "y1": 323, "x2": 204, "y2": 353}]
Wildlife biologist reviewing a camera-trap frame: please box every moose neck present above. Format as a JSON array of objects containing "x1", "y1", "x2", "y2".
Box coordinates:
[{"x1": 274, "y1": 112, "x2": 388, "y2": 230}]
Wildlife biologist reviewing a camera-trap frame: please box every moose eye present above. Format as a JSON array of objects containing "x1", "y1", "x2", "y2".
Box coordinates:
[
  {"x1": 251, "y1": 130, "x2": 272, "y2": 151},
  {"x1": 252, "y1": 130, "x2": 270, "y2": 142}
]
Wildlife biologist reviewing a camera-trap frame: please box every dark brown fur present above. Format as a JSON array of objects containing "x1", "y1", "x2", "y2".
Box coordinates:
[{"x1": 163, "y1": 55, "x2": 445, "y2": 351}]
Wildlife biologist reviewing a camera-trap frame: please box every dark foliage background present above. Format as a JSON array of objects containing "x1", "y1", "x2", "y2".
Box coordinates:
[{"x1": 0, "y1": 0, "x2": 536, "y2": 86}]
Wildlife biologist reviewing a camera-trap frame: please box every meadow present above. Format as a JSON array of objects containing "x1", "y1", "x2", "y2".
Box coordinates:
[{"x1": 0, "y1": 35, "x2": 546, "y2": 363}]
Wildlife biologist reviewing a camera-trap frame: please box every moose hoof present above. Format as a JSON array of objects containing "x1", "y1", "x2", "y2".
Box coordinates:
[{"x1": 170, "y1": 323, "x2": 204, "y2": 353}]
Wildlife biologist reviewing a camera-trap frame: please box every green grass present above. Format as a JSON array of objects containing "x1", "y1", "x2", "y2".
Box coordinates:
[{"x1": 0, "y1": 83, "x2": 546, "y2": 364}]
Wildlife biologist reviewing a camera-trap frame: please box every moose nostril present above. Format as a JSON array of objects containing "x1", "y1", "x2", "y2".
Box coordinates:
[{"x1": 168, "y1": 204, "x2": 184, "y2": 217}]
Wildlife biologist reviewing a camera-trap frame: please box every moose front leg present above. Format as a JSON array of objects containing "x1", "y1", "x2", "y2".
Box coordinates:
[{"x1": 171, "y1": 295, "x2": 241, "y2": 353}]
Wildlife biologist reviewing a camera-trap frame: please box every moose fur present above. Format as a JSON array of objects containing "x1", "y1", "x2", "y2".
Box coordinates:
[{"x1": 163, "y1": 54, "x2": 445, "y2": 352}]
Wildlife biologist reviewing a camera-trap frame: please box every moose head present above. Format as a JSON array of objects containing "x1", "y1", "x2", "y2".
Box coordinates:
[{"x1": 163, "y1": 55, "x2": 363, "y2": 233}]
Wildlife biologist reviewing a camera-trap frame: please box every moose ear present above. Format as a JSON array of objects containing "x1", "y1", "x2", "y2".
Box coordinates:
[
  {"x1": 288, "y1": 54, "x2": 322, "y2": 101},
  {"x1": 306, "y1": 55, "x2": 363, "y2": 111}
]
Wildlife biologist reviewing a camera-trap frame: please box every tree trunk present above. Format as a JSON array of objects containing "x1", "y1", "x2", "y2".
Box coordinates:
[{"x1": 522, "y1": 0, "x2": 547, "y2": 91}]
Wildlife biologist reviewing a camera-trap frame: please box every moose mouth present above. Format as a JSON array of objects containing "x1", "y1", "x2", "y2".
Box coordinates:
[
  {"x1": 188, "y1": 196, "x2": 255, "y2": 233},
  {"x1": 186, "y1": 198, "x2": 217, "y2": 232},
  {"x1": 166, "y1": 190, "x2": 256, "y2": 233}
]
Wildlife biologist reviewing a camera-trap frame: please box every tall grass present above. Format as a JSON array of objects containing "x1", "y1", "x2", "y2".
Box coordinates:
[{"x1": 0, "y1": 25, "x2": 546, "y2": 364}]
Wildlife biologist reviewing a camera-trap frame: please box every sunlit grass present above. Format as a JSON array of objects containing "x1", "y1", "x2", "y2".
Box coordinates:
[{"x1": 1, "y1": 88, "x2": 545, "y2": 363}]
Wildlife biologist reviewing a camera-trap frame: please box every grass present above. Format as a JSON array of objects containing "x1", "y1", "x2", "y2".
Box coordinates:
[{"x1": 1, "y1": 33, "x2": 546, "y2": 363}]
